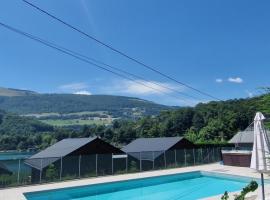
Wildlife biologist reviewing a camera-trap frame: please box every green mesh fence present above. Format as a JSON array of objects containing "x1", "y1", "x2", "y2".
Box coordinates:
[
  {"x1": 80, "y1": 154, "x2": 96, "y2": 178},
  {"x1": 97, "y1": 153, "x2": 112, "y2": 176}
]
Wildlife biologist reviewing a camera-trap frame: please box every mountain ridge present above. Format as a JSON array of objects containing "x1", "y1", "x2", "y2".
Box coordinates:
[{"x1": 0, "y1": 87, "x2": 174, "y2": 119}]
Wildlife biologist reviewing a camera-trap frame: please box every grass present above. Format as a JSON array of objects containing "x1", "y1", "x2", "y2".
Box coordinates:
[
  {"x1": 22, "y1": 111, "x2": 108, "y2": 117},
  {"x1": 23, "y1": 110, "x2": 114, "y2": 127},
  {"x1": 40, "y1": 119, "x2": 111, "y2": 126},
  {"x1": 65, "y1": 111, "x2": 107, "y2": 116}
]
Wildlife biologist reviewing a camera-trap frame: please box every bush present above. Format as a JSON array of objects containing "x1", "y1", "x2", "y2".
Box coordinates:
[
  {"x1": 221, "y1": 181, "x2": 258, "y2": 200},
  {"x1": 45, "y1": 164, "x2": 58, "y2": 181}
]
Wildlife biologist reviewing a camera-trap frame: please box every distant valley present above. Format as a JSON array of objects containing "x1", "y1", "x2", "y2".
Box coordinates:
[{"x1": 0, "y1": 86, "x2": 270, "y2": 151}]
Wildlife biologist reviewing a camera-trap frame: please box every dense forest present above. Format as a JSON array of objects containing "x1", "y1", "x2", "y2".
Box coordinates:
[{"x1": 0, "y1": 93, "x2": 269, "y2": 151}]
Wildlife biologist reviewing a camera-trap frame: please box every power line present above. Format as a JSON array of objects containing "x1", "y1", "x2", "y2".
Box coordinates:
[
  {"x1": 20, "y1": 28, "x2": 200, "y2": 101},
  {"x1": 36, "y1": 35, "x2": 200, "y2": 101},
  {"x1": 0, "y1": 21, "x2": 193, "y2": 105},
  {"x1": 22, "y1": 0, "x2": 222, "y2": 101}
]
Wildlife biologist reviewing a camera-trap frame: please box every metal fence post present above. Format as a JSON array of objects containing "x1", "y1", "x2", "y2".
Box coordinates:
[
  {"x1": 218, "y1": 147, "x2": 221, "y2": 161},
  {"x1": 209, "y1": 148, "x2": 211, "y2": 163},
  {"x1": 193, "y1": 149, "x2": 196, "y2": 165},
  {"x1": 174, "y1": 149, "x2": 177, "y2": 167},
  {"x1": 78, "y1": 155, "x2": 81, "y2": 178},
  {"x1": 112, "y1": 153, "x2": 114, "y2": 175},
  {"x1": 96, "y1": 154, "x2": 98, "y2": 176},
  {"x1": 164, "y1": 151, "x2": 166, "y2": 168},
  {"x1": 17, "y1": 159, "x2": 21, "y2": 185},
  {"x1": 200, "y1": 148, "x2": 203, "y2": 164},
  {"x1": 139, "y1": 152, "x2": 142, "y2": 171},
  {"x1": 217, "y1": 148, "x2": 219, "y2": 161},
  {"x1": 126, "y1": 154, "x2": 128, "y2": 173},
  {"x1": 212, "y1": 148, "x2": 215, "y2": 162},
  {"x1": 60, "y1": 157, "x2": 62, "y2": 181},
  {"x1": 216, "y1": 147, "x2": 219, "y2": 161},
  {"x1": 214, "y1": 147, "x2": 216, "y2": 161},
  {"x1": 210, "y1": 148, "x2": 212, "y2": 162},
  {"x1": 184, "y1": 149, "x2": 187, "y2": 166},
  {"x1": 207, "y1": 148, "x2": 210, "y2": 163},
  {"x1": 152, "y1": 151, "x2": 155, "y2": 170},
  {"x1": 211, "y1": 148, "x2": 213, "y2": 162},
  {"x1": 39, "y1": 159, "x2": 43, "y2": 183}
]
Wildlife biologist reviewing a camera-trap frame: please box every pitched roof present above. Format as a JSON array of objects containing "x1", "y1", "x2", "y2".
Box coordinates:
[
  {"x1": 25, "y1": 137, "x2": 97, "y2": 170},
  {"x1": 229, "y1": 130, "x2": 270, "y2": 144},
  {"x1": 122, "y1": 137, "x2": 191, "y2": 161},
  {"x1": 122, "y1": 137, "x2": 185, "y2": 153}
]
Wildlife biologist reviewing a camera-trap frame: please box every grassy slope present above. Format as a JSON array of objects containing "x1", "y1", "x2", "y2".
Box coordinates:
[
  {"x1": 40, "y1": 118, "x2": 111, "y2": 126},
  {"x1": 0, "y1": 94, "x2": 171, "y2": 115}
]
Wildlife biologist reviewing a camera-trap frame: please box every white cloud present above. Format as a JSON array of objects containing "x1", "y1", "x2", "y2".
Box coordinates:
[
  {"x1": 109, "y1": 80, "x2": 184, "y2": 95},
  {"x1": 92, "y1": 79, "x2": 212, "y2": 106},
  {"x1": 58, "y1": 82, "x2": 92, "y2": 95},
  {"x1": 58, "y1": 82, "x2": 88, "y2": 91},
  {"x1": 215, "y1": 78, "x2": 223, "y2": 83},
  {"x1": 74, "y1": 90, "x2": 92, "y2": 95},
  {"x1": 228, "y1": 77, "x2": 243, "y2": 83},
  {"x1": 245, "y1": 90, "x2": 253, "y2": 98}
]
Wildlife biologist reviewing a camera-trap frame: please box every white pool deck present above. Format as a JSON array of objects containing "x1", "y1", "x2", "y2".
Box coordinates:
[{"x1": 1, "y1": 163, "x2": 269, "y2": 200}]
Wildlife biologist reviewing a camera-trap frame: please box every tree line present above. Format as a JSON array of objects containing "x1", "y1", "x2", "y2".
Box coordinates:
[{"x1": 0, "y1": 94, "x2": 269, "y2": 151}]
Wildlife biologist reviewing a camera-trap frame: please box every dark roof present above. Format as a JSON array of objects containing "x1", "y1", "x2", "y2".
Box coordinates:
[
  {"x1": 122, "y1": 137, "x2": 193, "y2": 161},
  {"x1": 229, "y1": 130, "x2": 270, "y2": 144},
  {"x1": 122, "y1": 137, "x2": 186, "y2": 153},
  {"x1": 25, "y1": 137, "x2": 97, "y2": 170}
]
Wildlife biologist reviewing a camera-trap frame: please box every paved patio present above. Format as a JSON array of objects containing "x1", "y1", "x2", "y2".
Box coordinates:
[{"x1": 0, "y1": 163, "x2": 269, "y2": 200}]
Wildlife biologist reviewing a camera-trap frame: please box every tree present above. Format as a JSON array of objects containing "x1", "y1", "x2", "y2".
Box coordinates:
[
  {"x1": 198, "y1": 119, "x2": 226, "y2": 142},
  {"x1": 45, "y1": 164, "x2": 58, "y2": 181},
  {"x1": 192, "y1": 112, "x2": 205, "y2": 131},
  {"x1": 184, "y1": 127, "x2": 199, "y2": 143}
]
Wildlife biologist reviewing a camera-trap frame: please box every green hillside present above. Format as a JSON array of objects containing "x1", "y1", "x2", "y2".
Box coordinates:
[
  {"x1": 0, "y1": 94, "x2": 269, "y2": 151},
  {"x1": 0, "y1": 92, "x2": 172, "y2": 119},
  {"x1": 99, "y1": 94, "x2": 270, "y2": 145}
]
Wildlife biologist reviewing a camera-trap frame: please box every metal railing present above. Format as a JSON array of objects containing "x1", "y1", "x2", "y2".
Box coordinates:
[
  {"x1": 221, "y1": 146, "x2": 252, "y2": 151},
  {"x1": 0, "y1": 147, "x2": 221, "y2": 188}
]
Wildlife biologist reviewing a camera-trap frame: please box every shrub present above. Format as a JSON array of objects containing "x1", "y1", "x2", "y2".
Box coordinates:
[{"x1": 221, "y1": 181, "x2": 258, "y2": 200}]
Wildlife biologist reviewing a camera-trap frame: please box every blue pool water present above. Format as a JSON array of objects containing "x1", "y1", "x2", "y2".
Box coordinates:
[{"x1": 25, "y1": 171, "x2": 260, "y2": 200}]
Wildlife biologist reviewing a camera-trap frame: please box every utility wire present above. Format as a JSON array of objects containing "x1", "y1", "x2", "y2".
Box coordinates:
[
  {"x1": 34, "y1": 34, "x2": 200, "y2": 101},
  {"x1": 65, "y1": 53, "x2": 200, "y2": 101},
  {"x1": 20, "y1": 29, "x2": 200, "y2": 101},
  {"x1": 0, "y1": 21, "x2": 193, "y2": 105},
  {"x1": 22, "y1": 0, "x2": 222, "y2": 101},
  {"x1": 3, "y1": 1, "x2": 200, "y2": 101}
]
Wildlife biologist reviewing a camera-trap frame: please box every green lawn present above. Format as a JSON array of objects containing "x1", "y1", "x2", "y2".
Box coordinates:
[
  {"x1": 65, "y1": 111, "x2": 107, "y2": 116},
  {"x1": 40, "y1": 118, "x2": 111, "y2": 126}
]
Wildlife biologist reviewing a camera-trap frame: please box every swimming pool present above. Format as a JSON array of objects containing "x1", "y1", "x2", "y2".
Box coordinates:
[{"x1": 24, "y1": 171, "x2": 260, "y2": 200}]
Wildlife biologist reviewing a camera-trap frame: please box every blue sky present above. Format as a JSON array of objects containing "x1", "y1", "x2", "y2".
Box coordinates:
[{"x1": 0, "y1": 0, "x2": 270, "y2": 106}]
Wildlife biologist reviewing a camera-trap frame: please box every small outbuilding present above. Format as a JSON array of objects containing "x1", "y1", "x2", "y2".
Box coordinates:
[
  {"x1": 229, "y1": 130, "x2": 270, "y2": 148},
  {"x1": 222, "y1": 130, "x2": 270, "y2": 167},
  {"x1": 228, "y1": 130, "x2": 254, "y2": 149},
  {"x1": 122, "y1": 137, "x2": 196, "y2": 170},
  {"x1": 122, "y1": 137, "x2": 195, "y2": 156},
  {"x1": 25, "y1": 137, "x2": 123, "y2": 182}
]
